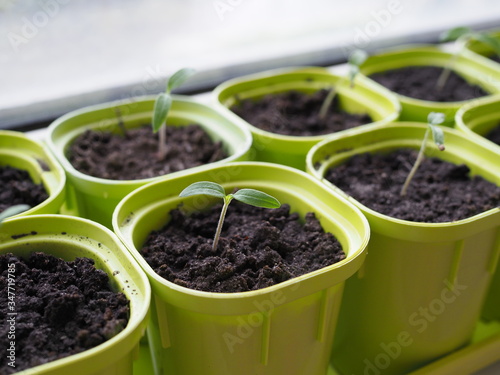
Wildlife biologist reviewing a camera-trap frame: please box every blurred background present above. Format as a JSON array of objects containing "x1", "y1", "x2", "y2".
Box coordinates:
[{"x1": 1, "y1": 0, "x2": 500, "y2": 129}]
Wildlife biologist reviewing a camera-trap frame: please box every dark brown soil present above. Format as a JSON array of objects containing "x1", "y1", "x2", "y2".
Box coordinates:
[
  {"x1": 369, "y1": 66, "x2": 489, "y2": 102},
  {"x1": 325, "y1": 149, "x2": 500, "y2": 223},
  {"x1": 485, "y1": 123, "x2": 500, "y2": 145},
  {"x1": 68, "y1": 125, "x2": 227, "y2": 180},
  {"x1": 141, "y1": 202, "x2": 345, "y2": 293},
  {"x1": 0, "y1": 253, "x2": 129, "y2": 374},
  {"x1": 489, "y1": 55, "x2": 500, "y2": 63},
  {"x1": 0, "y1": 166, "x2": 48, "y2": 213},
  {"x1": 230, "y1": 90, "x2": 372, "y2": 136}
]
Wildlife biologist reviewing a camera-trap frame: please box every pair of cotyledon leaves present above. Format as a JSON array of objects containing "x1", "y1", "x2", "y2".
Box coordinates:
[
  {"x1": 152, "y1": 68, "x2": 196, "y2": 133},
  {"x1": 180, "y1": 182, "x2": 280, "y2": 209},
  {"x1": 441, "y1": 27, "x2": 500, "y2": 57}
]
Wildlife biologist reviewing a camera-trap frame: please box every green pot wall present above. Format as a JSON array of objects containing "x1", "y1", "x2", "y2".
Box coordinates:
[
  {"x1": 113, "y1": 162, "x2": 370, "y2": 375},
  {"x1": 46, "y1": 95, "x2": 252, "y2": 228},
  {"x1": 0, "y1": 214, "x2": 150, "y2": 375},
  {"x1": 359, "y1": 45, "x2": 500, "y2": 124},
  {"x1": 213, "y1": 67, "x2": 400, "y2": 170},
  {"x1": 455, "y1": 96, "x2": 500, "y2": 322},
  {"x1": 306, "y1": 123, "x2": 500, "y2": 375},
  {"x1": 455, "y1": 94, "x2": 500, "y2": 152},
  {"x1": 0, "y1": 130, "x2": 65, "y2": 217}
]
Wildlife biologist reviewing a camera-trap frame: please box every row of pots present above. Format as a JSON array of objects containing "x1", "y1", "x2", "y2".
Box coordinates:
[{"x1": 1, "y1": 40, "x2": 500, "y2": 375}]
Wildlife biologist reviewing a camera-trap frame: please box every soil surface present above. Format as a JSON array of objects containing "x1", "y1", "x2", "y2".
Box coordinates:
[
  {"x1": 141, "y1": 202, "x2": 345, "y2": 293},
  {"x1": 369, "y1": 66, "x2": 488, "y2": 102},
  {"x1": 0, "y1": 166, "x2": 48, "y2": 213},
  {"x1": 325, "y1": 148, "x2": 500, "y2": 223},
  {"x1": 68, "y1": 125, "x2": 227, "y2": 180},
  {"x1": 485, "y1": 123, "x2": 500, "y2": 145},
  {"x1": 230, "y1": 89, "x2": 372, "y2": 136},
  {"x1": 0, "y1": 253, "x2": 129, "y2": 374},
  {"x1": 489, "y1": 55, "x2": 500, "y2": 63}
]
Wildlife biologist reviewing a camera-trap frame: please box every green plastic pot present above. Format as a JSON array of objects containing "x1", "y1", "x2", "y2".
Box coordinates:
[
  {"x1": 113, "y1": 162, "x2": 370, "y2": 375},
  {"x1": 213, "y1": 67, "x2": 400, "y2": 170},
  {"x1": 0, "y1": 214, "x2": 150, "y2": 375},
  {"x1": 455, "y1": 93, "x2": 500, "y2": 152},
  {"x1": 306, "y1": 123, "x2": 500, "y2": 375},
  {"x1": 0, "y1": 130, "x2": 65, "y2": 217},
  {"x1": 359, "y1": 45, "x2": 500, "y2": 124},
  {"x1": 455, "y1": 95, "x2": 500, "y2": 322},
  {"x1": 46, "y1": 95, "x2": 252, "y2": 228}
]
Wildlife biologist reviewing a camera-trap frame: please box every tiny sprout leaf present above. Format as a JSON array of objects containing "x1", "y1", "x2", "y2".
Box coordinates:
[
  {"x1": 427, "y1": 112, "x2": 445, "y2": 126},
  {"x1": 0, "y1": 204, "x2": 30, "y2": 223},
  {"x1": 167, "y1": 68, "x2": 196, "y2": 93},
  {"x1": 429, "y1": 124, "x2": 445, "y2": 151},
  {"x1": 474, "y1": 33, "x2": 500, "y2": 57},
  {"x1": 427, "y1": 112, "x2": 446, "y2": 150},
  {"x1": 348, "y1": 49, "x2": 368, "y2": 67},
  {"x1": 180, "y1": 181, "x2": 226, "y2": 199},
  {"x1": 440, "y1": 26, "x2": 471, "y2": 42},
  {"x1": 232, "y1": 189, "x2": 281, "y2": 209},
  {"x1": 152, "y1": 93, "x2": 172, "y2": 133}
]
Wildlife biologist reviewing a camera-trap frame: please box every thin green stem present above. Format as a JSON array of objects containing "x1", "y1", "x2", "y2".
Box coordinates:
[
  {"x1": 319, "y1": 87, "x2": 337, "y2": 120},
  {"x1": 436, "y1": 38, "x2": 467, "y2": 91},
  {"x1": 213, "y1": 195, "x2": 233, "y2": 251},
  {"x1": 400, "y1": 128, "x2": 430, "y2": 196},
  {"x1": 158, "y1": 124, "x2": 167, "y2": 160}
]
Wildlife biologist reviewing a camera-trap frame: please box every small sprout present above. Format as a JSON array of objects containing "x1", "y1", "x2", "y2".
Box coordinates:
[
  {"x1": 114, "y1": 107, "x2": 128, "y2": 138},
  {"x1": 319, "y1": 49, "x2": 368, "y2": 120},
  {"x1": 437, "y1": 27, "x2": 500, "y2": 90},
  {"x1": 347, "y1": 49, "x2": 369, "y2": 88},
  {"x1": 152, "y1": 68, "x2": 196, "y2": 160},
  {"x1": 180, "y1": 181, "x2": 281, "y2": 251},
  {"x1": 0, "y1": 204, "x2": 30, "y2": 225},
  {"x1": 400, "y1": 112, "x2": 446, "y2": 196}
]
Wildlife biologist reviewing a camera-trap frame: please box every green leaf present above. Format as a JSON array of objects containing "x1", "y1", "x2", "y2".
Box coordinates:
[
  {"x1": 429, "y1": 124, "x2": 445, "y2": 151},
  {"x1": 167, "y1": 68, "x2": 196, "y2": 93},
  {"x1": 348, "y1": 49, "x2": 368, "y2": 67},
  {"x1": 427, "y1": 112, "x2": 445, "y2": 126},
  {"x1": 473, "y1": 33, "x2": 500, "y2": 57},
  {"x1": 152, "y1": 93, "x2": 172, "y2": 133},
  {"x1": 440, "y1": 26, "x2": 472, "y2": 42},
  {"x1": 427, "y1": 112, "x2": 445, "y2": 150},
  {"x1": 232, "y1": 189, "x2": 281, "y2": 209},
  {"x1": 180, "y1": 181, "x2": 226, "y2": 199},
  {"x1": 0, "y1": 204, "x2": 30, "y2": 222}
]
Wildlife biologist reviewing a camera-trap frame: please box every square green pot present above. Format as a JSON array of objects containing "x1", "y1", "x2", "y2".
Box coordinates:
[
  {"x1": 46, "y1": 95, "x2": 252, "y2": 229},
  {"x1": 112, "y1": 162, "x2": 369, "y2": 375},
  {"x1": 0, "y1": 214, "x2": 150, "y2": 375},
  {"x1": 359, "y1": 45, "x2": 500, "y2": 124},
  {"x1": 213, "y1": 67, "x2": 400, "y2": 170},
  {"x1": 455, "y1": 93, "x2": 500, "y2": 152},
  {"x1": 307, "y1": 123, "x2": 500, "y2": 375},
  {"x1": 455, "y1": 95, "x2": 500, "y2": 322},
  {"x1": 0, "y1": 130, "x2": 66, "y2": 217}
]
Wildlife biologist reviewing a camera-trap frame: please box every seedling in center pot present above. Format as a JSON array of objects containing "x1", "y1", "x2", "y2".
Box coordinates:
[
  {"x1": 436, "y1": 26, "x2": 500, "y2": 90},
  {"x1": 114, "y1": 107, "x2": 128, "y2": 139},
  {"x1": 180, "y1": 181, "x2": 281, "y2": 251},
  {"x1": 0, "y1": 204, "x2": 30, "y2": 225},
  {"x1": 319, "y1": 49, "x2": 368, "y2": 120},
  {"x1": 152, "y1": 67, "x2": 196, "y2": 160},
  {"x1": 400, "y1": 112, "x2": 446, "y2": 196}
]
